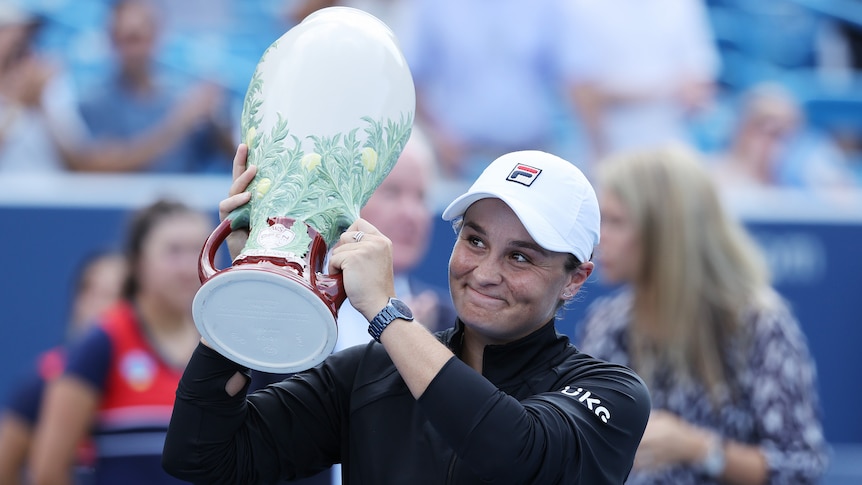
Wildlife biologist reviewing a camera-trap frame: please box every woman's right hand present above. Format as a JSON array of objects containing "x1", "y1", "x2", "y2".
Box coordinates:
[{"x1": 219, "y1": 144, "x2": 256, "y2": 260}]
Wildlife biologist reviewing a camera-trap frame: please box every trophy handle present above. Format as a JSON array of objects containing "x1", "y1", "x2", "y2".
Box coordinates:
[
  {"x1": 199, "y1": 205, "x2": 250, "y2": 283},
  {"x1": 199, "y1": 218, "x2": 234, "y2": 283},
  {"x1": 306, "y1": 225, "x2": 348, "y2": 313},
  {"x1": 198, "y1": 209, "x2": 348, "y2": 314}
]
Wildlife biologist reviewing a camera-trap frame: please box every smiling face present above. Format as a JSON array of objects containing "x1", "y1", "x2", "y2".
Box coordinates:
[{"x1": 448, "y1": 198, "x2": 592, "y2": 345}]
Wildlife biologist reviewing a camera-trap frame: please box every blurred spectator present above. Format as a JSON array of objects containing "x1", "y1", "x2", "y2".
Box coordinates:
[
  {"x1": 566, "y1": 0, "x2": 720, "y2": 164},
  {"x1": 28, "y1": 200, "x2": 211, "y2": 485},
  {"x1": 0, "y1": 3, "x2": 231, "y2": 173},
  {"x1": 399, "y1": 0, "x2": 580, "y2": 181},
  {"x1": 0, "y1": 251, "x2": 126, "y2": 485},
  {"x1": 67, "y1": 252, "x2": 129, "y2": 338},
  {"x1": 578, "y1": 144, "x2": 828, "y2": 483},
  {"x1": 334, "y1": 124, "x2": 456, "y2": 349},
  {"x1": 710, "y1": 82, "x2": 858, "y2": 189},
  {"x1": 0, "y1": 5, "x2": 87, "y2": 172},
  {"x1": 77, "y1": 0, "x2": 234, "y2": 173}
]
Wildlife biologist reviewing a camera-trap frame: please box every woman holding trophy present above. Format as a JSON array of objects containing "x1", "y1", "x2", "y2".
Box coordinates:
[
  {"x1": 164, "y1": 141, "x2": 651, "y2": 484},
  {"x1": 163, "y1": 7, "x2": 651, "y2": 484}
]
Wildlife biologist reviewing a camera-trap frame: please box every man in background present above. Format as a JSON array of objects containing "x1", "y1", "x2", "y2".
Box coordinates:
[{"x1": 333, "y1": 125, "x2": 456, "y2": 352}]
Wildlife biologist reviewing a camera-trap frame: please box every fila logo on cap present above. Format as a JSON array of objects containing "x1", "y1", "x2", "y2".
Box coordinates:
[{"x1": 506, "y1": 164, "x2": 542, "y2": 186}]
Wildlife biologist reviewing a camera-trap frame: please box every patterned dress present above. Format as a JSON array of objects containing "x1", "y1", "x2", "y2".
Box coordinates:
[{"x1": 577, "y1": 289, "x2": 828, "y2": 484}]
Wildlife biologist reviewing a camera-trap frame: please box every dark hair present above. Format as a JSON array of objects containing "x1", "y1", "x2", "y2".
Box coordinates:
[
  {"x1": 121, "y1": 199, "x2": 200, "y2": 299},
  {"x1": 564, "y1": 254, "x2": 582, "y2": 272}
]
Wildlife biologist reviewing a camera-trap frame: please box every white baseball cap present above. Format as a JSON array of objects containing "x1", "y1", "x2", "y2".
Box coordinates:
[{"x1": 442, "y1": 150, "x2": 600, "y2": 263}]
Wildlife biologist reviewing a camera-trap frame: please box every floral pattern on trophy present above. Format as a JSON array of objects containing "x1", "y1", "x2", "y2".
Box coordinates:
[{"x1": 235, "y1": 55, "x2": 413, "y2": 262}]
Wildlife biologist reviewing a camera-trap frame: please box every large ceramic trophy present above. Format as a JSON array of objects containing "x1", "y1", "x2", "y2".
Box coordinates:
[{"x1": 192, "y1": 7, "x2": 415, "y2": 373}]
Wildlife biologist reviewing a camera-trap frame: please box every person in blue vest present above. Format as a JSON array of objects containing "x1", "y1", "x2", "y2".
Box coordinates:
[
  {"x1": 76, "y1": 0, "x2": 234, "y2": 173},
  {"x1": 29, "y1": 200, "x2": 212, "y2": 485}
]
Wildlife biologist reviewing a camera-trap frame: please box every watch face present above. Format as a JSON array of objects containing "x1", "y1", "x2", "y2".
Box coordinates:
[{"x1": 391, "y1": 298, "x2": 413, "y2": 319}]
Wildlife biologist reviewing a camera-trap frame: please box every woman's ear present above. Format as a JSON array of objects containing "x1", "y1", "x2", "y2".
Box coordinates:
[{"x1": 565, "y1": 261, "x2": 594, "y2": 298}]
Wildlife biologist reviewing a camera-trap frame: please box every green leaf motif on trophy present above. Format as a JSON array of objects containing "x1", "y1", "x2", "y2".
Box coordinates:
[{"x1": 234, "y1": 66, "x2": 413, "y2": 261}]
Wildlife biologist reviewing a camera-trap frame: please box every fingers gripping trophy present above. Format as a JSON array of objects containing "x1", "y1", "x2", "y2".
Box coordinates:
[{"x1": 193, "y1": 7, "x2": 415, "y2": 373}]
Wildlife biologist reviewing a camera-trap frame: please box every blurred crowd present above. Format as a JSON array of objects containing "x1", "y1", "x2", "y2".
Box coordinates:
[
  {"x1": 0, "y1": 0, "x2": 859, "y2": 483},
  {"x1": 0, "y1": 0, "x2": 860, "y2": 191}
]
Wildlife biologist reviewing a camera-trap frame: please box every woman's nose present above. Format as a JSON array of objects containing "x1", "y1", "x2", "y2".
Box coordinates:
[{"x1": 471, "y1": 252, "x2": 503, "y2": 285}]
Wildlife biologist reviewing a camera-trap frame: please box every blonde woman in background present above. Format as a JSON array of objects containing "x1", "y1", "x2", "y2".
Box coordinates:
[{"x1": 578, "y1": 145, "x2": 827, "y2": 484}]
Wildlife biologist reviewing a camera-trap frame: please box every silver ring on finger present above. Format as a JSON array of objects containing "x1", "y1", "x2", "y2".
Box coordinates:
[{"x1": 353, "y1": 231, "x2": 365, "y2": 243}]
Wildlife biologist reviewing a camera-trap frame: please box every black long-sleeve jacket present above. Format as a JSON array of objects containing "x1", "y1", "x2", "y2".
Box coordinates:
[{"x1": 162, "y1": 320, "x2": 650, "y2": 484}]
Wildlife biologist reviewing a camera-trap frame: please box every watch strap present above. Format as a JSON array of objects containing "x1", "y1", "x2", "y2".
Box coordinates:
[
  {"x1": 367, "y1": 298, "x2": 413, "y2": 343},
  {"x1": 368, "y1": 305, "x2": 398, "y2": 342}
]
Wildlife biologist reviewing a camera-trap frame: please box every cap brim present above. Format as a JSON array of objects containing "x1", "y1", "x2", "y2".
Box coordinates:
[{"x1": 442, "y1": 191, "x2": 572, "y2": 254}]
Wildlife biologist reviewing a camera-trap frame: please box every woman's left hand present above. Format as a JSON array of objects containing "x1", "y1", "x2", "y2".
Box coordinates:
[{"x1": 633, "y1": 410, "x2": 711, "y2": 471}]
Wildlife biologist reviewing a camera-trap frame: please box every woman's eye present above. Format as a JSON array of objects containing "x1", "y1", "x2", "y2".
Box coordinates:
[
  {"x1": 511, "y1": 252, "x2": 529, "y2": 263},
  {"x1": 468, "y1": 236, "x2": 485, "y2": 248}
]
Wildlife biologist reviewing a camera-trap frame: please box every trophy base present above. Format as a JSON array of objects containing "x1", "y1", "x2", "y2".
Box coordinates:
[{"x1": 192, "y1": 269, "x2": 338, "y2": 373}]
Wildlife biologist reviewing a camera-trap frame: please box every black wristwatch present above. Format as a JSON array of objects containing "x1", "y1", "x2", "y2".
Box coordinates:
[{"x1": 368, "y1": 297, "x2": 414, "y2": 342}]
